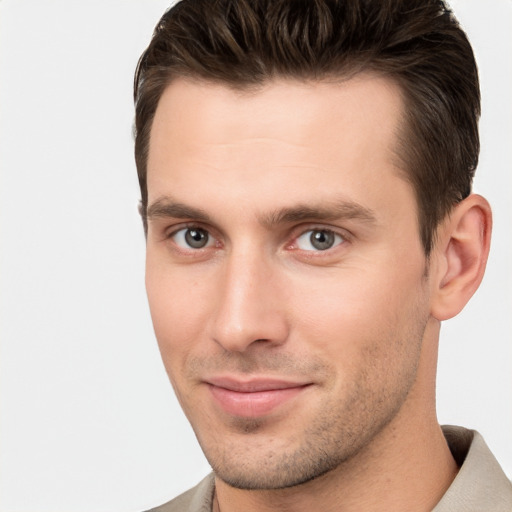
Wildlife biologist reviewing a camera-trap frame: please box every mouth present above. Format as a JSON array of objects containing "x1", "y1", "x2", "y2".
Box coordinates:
[{"x1": 205, "y1": 376, "x2": 312, "y2": 418}]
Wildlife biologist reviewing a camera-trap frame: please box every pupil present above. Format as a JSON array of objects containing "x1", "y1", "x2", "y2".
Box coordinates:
[
  {"x1": 310, "y1": 230, "x2": 334, "y2": 250},
  {"x1": 185, "y1": 228, "x2": 208, "y2": 248}
]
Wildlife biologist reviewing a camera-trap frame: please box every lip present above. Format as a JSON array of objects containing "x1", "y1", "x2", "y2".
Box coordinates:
[{"x1": 205, "y1": 376, "x2": 312, "y2": 418}]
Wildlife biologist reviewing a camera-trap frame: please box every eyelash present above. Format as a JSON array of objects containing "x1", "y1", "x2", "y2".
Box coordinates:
[
  {"x1": 290, "y1": 228, "x2": 347, "y2": 253},
  {"x1": 164, "y1": 224, "x2": 350, "y2": 256},
  {"x1": 165, "y1": 224, "x2": 220, "y2": 253}
]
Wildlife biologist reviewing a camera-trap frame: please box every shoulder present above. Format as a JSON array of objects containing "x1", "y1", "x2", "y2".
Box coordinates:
[
  {"x1": 144, "y1": 473, "x2": 215, "y2": 512},
  {"x1": 434, "y1": 426, "x2": 512, "y2": 512}
]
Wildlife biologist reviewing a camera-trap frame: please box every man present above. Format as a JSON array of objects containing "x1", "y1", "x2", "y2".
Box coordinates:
[{"x1": 133, "y1": 0, "x2": 512, "y2": 510}]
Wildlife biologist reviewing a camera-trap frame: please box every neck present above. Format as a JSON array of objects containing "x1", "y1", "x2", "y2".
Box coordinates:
[{"x1": 214, "y1": 320, "x2": 458, "y2": 512}]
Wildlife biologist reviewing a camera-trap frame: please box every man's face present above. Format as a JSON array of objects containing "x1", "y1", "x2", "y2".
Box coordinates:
[{"x1": 145, "y1": 76, "x2": 433, "y2": 489}]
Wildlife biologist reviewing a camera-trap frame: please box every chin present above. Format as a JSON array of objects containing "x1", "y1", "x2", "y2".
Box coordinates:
[
  {"x1": 201, "y1": 428, "x2": 354, "y2": 491},
  {"x1": 212, "y1": 455, "x2": 342, "y2": 491}
]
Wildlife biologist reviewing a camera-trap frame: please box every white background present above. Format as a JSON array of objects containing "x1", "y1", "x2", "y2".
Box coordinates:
[{"x1": 0, "y1": 1, "x2": 510, "y2": 511}]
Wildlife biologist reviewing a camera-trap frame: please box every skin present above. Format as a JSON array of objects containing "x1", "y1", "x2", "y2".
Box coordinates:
[{"x1": 144, "y1": 75, "x2": 491, "y2": 511}]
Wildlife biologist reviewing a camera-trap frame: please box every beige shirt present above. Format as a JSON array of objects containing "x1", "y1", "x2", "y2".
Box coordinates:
[{"x1": 147, "y1": 426, "x2": 512, "y2": 512}]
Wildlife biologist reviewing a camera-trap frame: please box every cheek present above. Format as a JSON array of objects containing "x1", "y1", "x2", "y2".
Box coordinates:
[
  {"x1": 289, "y1": 263, "x2": 427, "y2": 354},
  {"x1": 145, "y1": 257, "x2": 215, "y2": 367},
  {"x1": 292, "y1": 269, "x2": 428, "y2": 410}
]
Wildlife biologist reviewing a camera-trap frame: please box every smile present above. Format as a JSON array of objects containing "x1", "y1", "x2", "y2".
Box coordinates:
[{"x1": 205, "y1": 377, "x2": 312, "y2": 418}]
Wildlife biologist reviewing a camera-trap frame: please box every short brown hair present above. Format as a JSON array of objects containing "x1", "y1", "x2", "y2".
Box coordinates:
[{"x1": 134, "y1": 0, "x2": 480, "y2": 254}]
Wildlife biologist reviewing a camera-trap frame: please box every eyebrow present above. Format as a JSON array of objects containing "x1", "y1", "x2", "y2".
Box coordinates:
[
  {"x1": 147, "y1": 198, "x2": 212, "y2": 223},
  {"x1": 146, "y1": 196, "x2": 377, "y2": 227},
  {"x1": 260, "y1": 202, "x2": 377, "y2": 228}
]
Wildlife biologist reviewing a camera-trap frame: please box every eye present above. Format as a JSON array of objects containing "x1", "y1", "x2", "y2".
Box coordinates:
[
  {"x1": 295, "y1": 229, "x2": 344, "y2": 251},
  {"x1": 171, "y1": 227, "x2": 214, "y2": 249}
]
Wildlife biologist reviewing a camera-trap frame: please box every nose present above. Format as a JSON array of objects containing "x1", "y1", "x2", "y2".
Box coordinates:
[{"x1": 209, "y1": 250, "x2": 289, "y2": 353}]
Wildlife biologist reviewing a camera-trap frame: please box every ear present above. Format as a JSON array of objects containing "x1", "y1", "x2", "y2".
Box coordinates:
[{"x1": 430, "y1": 194, "x2": 492, "y2": 321}]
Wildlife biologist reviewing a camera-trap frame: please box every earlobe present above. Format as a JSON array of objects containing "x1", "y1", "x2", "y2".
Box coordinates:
[{"x1": 430, "y1": 194, "x2": 492, "y2": 321}]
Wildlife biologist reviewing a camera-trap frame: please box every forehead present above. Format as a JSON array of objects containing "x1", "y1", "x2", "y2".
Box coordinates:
[
  {"x1": 149, "y1": 74, "x2": 404, "y2": 156},
  {"x1": 147, "y1": 75, "x2": 410, "y2": 221}
]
